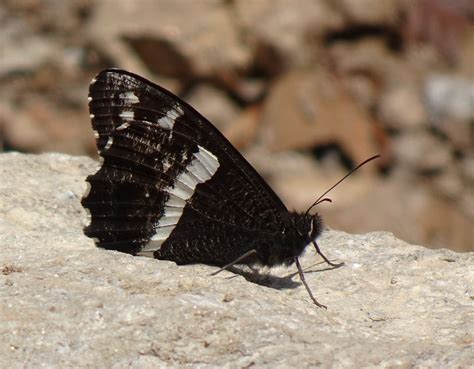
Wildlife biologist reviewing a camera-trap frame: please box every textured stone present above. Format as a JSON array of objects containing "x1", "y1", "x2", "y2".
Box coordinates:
[
  {"x1": 0, "y1": 9, "x2": 56, "y2": 76},
  {"x1": 379, "y1": 84, "x2": 428, "y2": 130},
  {"x1": 425, "y1": 75, "x2": 474, "y2": 123},
  {"x1": 260, "y1": 68, "x2": 378, "y2": 166},
  {"x1": 86, "y1": 0, "x2": 250, "y2": 77},
  {"x1": 184, "y1": 85, "x2": 241, "y2": 133},
  {"x1": 335, "y1": 0, "x2": 401, "y2": 25},
  {"x1": 393, "y1": 130, "x2": 452, "y2": 172},
  {"x1": 234, "y1": 0, "x2": 343, "y2": 68},
  {"x1": 0, "y1": 153, "x2": 473, "y2": 367}
]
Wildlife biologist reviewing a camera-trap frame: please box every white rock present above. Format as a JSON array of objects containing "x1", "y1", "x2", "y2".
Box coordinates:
[
  {"x1": 0, "y1": 153, "x2": 472, "y2": 367},
  {"x1": 425, "y1": 75, "x2": 474, "y2": 122}
]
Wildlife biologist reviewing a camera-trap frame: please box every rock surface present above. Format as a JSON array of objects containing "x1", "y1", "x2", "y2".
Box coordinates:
[{"x1": 1, "y1": 153, "x2": 473, "y2": 368}]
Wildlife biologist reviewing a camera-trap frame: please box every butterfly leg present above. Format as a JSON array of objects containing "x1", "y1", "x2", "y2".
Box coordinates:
[
  {"x1": 210, "y1": 249, "x2": 258, "y2": 276},
  {"x1": 312, "y1": 241, "x2": 344, "y2": 268},
  {"x1": 295, "y1": 257, "x2": 326, "y2": 308}
]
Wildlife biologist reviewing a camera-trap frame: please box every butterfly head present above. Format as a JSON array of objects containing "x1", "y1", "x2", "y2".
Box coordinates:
[{"x1": 275, "y1": 211, "x2": 323, "y2": 266}]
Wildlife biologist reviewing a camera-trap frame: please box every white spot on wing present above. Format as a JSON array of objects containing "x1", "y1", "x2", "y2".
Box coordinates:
[
  {"x1": 119, "y1": 110, "x2": 134, "y2": 120},
  {"x1": 177, "y1": 170, "x2": 199, "y2": 189},
  {"x1": 163, "y1": 206, "x2": 182, "y2": 216},
  {"x1": 157, "y1": 106, "x2": 184, "y2": 130},
  {"x1": 162, "y1": 158, "x2": 171, "y2": 171},
  {"x1": 187, "y1": 159, "x2": 210, "y2": 182},
  {"x1": 192, "y1": 146, "x2": 220, "y2": 176},
  {"x1": 158, "y1": 216, "x2": 180, "y2": 227},
  {"x1": 146, "y1": 224, "x2": 175, "y2": 250},
  {"x1": 89, "y1": 114, "x2": 95, "y2": 119},
  {"x1": 119, "y1": 91, "x2": 139, "y2": 104},
  {"x1": 104, "y1": 136, "x2": 113, "y2": 150},
  {"x1": 88, "y1": 97, "x2": 92, "y2": 102},
  {"x1": 117, "y1": 122, "x2": 130, "y2": 130},
  {"x1": 157, "y1": 116, "x2": 173, "y2": 130},
  {"x1": 165, "y1": 194, "x2": 186, "y2": 208},
  {"x1": 167, "y1": 106, "x2": 183, "y2": 119},
  {"x1": 143, "y1": 145, "x2": 220, "y2": 252},
  {"x1": 167, "y1": 180, "x2": 193, "y2": 201}
]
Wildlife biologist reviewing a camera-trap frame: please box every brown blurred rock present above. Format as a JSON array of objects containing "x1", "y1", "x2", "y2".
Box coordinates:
[
  {"x1": 1, "y1": 98, "x2": 91, "y2": 154},
  {"x1": 234, "y1": 0, "x2": 343, "y2": 69},
  {"x1": 185, "y1": 85, "x2": 240, "y2": 133},
  {"x1": 459, "y1": 26, "x2": 474, "y2": 77},
  {"x1": 425, "y1": 75, "x2": 474, "y2": 122},
  {"x1": 86, "y1": 0, "x2": 250, "y2": 78},
  {"x1": 321, "y1": 175, "x2": 474, "y2": 252},
  {"x1": 416, "y1": 186, "x2": 473, "y2": 253},
  {"x1": 344, "y1": 74, "x2": 378, "y2": 110},
  {"x1": 432, "y1": 166, "x2": 464, "y2": 199},
  {"x1": 461, "y1": 152, "x2": 474, "y2": 183},
  {"x1": 459, "y1": 152, "x2": 474, "y2": 218},
  {"x1": 379, "y1": 84, "x2": 429, "y2": 130},
  {"x1": 4, "y1": 0, "x2": 91, "y2": 33},
  {"x1": 263, "y1": 152, "x2": 378, "y2": 211},
  {"x1": 246, "y1": 148, "x2": 325, "y2": 196},
  {"x1": 329, "y1": 38, "x2": 410, "y2": 86},
  {"x1": 260, "y1": 68, "x2": 378, "y2": 166},
  {"x1": 393, "y1": 130, "x2": 452, "y2": 172},
  {"x1": 461, "y1": 186, "x2": 474, "y2": 219},
  {"x1": 335, "y1": 0, "x2": 401, "y2": 25},
  {"x1": 215, "y1": 71, "x2": 267, "y2": 104},
  {"x1": 0, "y1": 9, "x2": 57, "y2": 76},
  {"x1": 424, "y1": 75, "x2": 474, "y2": 150},
  {"x1": 437, "y1": 118, "x2": 473, "y2": 150},
  {"x1": 224, "y1": 106, "x2": 261, "y2": 150},
  {"x1": 403, "y1": 0, "x2": 473, "y2": 63}
]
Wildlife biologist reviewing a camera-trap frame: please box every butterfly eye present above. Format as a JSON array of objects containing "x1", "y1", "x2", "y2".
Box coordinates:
[
  {"x1": 295, "y1": 216, "x2": 311, "y2": 239},
  {"x1": 295, "y1": 220, "x2": 305, "y2": 237}
]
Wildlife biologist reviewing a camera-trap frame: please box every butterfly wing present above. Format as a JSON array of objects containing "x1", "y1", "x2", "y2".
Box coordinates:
[{"x1": 82, "y1": 69, "x2": 288, "y2": 265}]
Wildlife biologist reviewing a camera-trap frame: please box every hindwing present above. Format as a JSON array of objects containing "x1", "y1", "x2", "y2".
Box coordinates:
[{"x1": 82, "y1": 69, "x2": 287, "y2": 263}]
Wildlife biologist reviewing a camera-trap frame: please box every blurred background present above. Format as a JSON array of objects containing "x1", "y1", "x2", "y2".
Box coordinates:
[{"x1": 0, "y1": 0, "x2": 472, "y2": 252}]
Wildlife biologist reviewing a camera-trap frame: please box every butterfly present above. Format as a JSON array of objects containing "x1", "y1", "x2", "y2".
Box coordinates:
[{"x1": 82, "y1": 69, "x2": 378, "y2": 308}]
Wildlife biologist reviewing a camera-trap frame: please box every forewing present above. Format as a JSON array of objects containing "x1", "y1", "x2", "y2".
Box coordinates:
[{"x1": 82, "y1": 69, "x2": 287, "y2": 261}]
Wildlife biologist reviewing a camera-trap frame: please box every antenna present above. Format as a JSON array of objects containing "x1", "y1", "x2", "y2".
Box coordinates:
[{"x1": 304, "y1": 155, "x2": 380, "y2": 217}]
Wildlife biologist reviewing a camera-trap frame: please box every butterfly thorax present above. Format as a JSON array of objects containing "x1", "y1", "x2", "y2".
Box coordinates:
[{"x1": 258, "y1": 212, "x2": 323, "y2": 267}]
